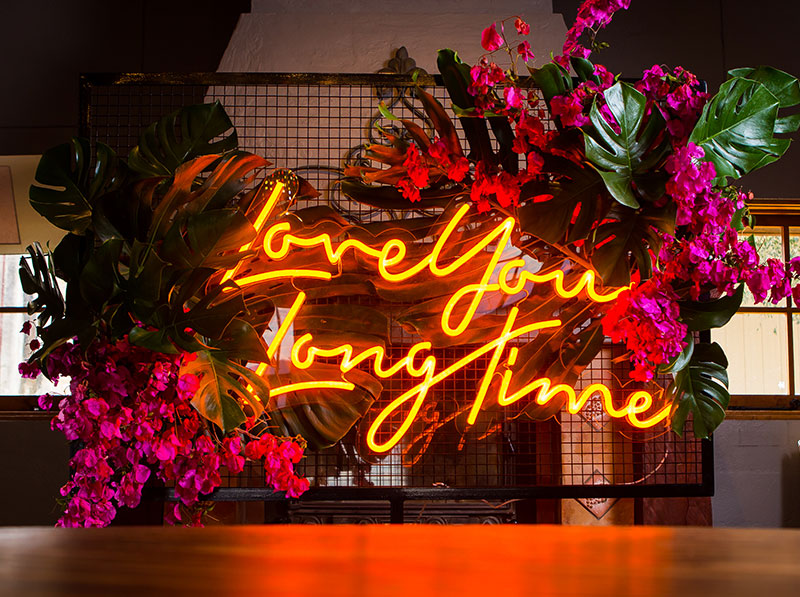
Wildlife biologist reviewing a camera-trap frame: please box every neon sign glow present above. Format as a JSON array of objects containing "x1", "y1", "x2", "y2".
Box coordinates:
[{"x1": 223, "y1": 182, "x2": 670, "y2": 453}]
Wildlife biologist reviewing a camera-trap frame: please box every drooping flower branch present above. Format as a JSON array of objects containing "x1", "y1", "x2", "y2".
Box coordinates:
[{"x1": 24, "y1": 333, "x2": 308, "y2": 527}]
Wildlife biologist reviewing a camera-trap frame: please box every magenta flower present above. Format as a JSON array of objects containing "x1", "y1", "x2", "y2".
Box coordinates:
[
  {"x1": 481, "y1": 23, "x2": 504, "y2": 52},
  {"x1": 516, "y1": 41, "x2": 535, "y2": 63},
  {"x1": 504, "y1": 86, "x2": 524, "y2": 109}
]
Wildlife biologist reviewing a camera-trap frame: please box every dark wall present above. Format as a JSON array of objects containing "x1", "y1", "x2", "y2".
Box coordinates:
[
  {"x1": 553, "y1": 0, "x2": 800, "y2": 197},
  {"x1": 0, "y1": 0, "x2": 249, "y2": 155}
]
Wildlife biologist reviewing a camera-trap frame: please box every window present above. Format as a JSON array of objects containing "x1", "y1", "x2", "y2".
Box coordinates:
[
  {"x1": 0, "y1": 253, "x2": 68, "y2": 412},
  {"x1": 712, "y1": 204, "x2": 800, "y2": 411}
]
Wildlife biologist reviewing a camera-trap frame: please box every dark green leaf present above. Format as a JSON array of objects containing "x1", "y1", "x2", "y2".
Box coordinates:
[
  {"x1": 658, "y1": 332, "x2": 694, "y2": 374},
  {"x1": 583, "y1": 82, "x2": 670, "y2": 208},
  {"x1": 19, "y1": 243, "x2": 65, "y2": 329},
  {"x1": 183, "y1": 350, "x2": 267, "y2": 432},
  {"x1": 590, "y1": 202, "x2": 676, "y2": 287},
  {"x1": 668, "y1": 342, "x2": 730, "y2": 438},
  {"x1": 128, "y1": 101, "x2": 238, "y2": 178},
  {"x1": 678, "y1": 284, "x2": 744, "y2": 331},
  {"x1": 129, "y1": 327, "x2": 179, "y2": 354},
  {"x1": 213, "y1": 318, "x2": 270, "y2": 363},
  {"x1": 530, "y1": 62, "x2": 571, "y2": 106},
  {"x1": 162, "y1": 209, "x2": 256, "y2": 270},
  {"x1": 29, "y1": 139, "x2": 122, "y2": 234},
  {"x1": 570, "y1": 57, "x2": 601, "y2": 85},
  {"x1": 728, "y1": 66, "x2": 800, "y2": 109},
  {"x1": 689, "y1": 76, "x2": 795, "y2": 184},
  {"x1": 437, "y1": 49, "x2": 495, "y2": 164},
  {"x1": 518, "y1": 155, "x2": 606, "y2": 244},
  {"x1": 79, "y1": 239, "x2": 123, "y2": 309}
]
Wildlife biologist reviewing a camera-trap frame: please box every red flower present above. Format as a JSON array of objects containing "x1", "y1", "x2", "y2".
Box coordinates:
[
  {"x1": 514, "y1": 17, "x2": 530, "y2": 36},
  {"x1": 447, "y1": 157, "x2": 470, "y2": 183},
  {"x1": 397, "y1": 177, "x2": 421, "y2": 202}
]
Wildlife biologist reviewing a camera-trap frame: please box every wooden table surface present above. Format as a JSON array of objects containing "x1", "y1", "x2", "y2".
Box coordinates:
[{"x1": 1, "y1": 524, "x2": 799, "y2": 596}]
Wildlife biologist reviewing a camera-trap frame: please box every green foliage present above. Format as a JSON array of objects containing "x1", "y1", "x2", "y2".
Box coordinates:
[
  {"x1": 678, "y1": 285, "x2": 745, "y2": 332},
  {"x1": 690, "y1": 69, "x2": 800, "y2": 185},
  {"x1": 518, "y1": 154, "x2": 607, "y2": 244},
  {"x1": 667, "y1": 342, "x2": 730, "y2": 438},
  {"x1": 127, "y1": 101, "x2": 238, "y2": 178},
  {"x1": 22, "y1": 103, "x2": 279, "y2": 433},
  {"x1": 583, "y1": 82, "x2": 670, "y2": 209},
  {"x1": 29, "y1": 139, "x2": 124, "y2": 234},
  {"x1": 437, "y1": 49, "x2": 515, "y2": 170},
  {"x1": 530, "y1": 62, "x2": 571, "y2": 106},
  {"x1": 19, "y1": 243, "x2": 64, "y2": 329},
  {"x1": 590, "y1": 202, "x2": 676, "y2": 287},
  {"x1": 182, "y1": 350, "x2": 269, "y2": 431}
]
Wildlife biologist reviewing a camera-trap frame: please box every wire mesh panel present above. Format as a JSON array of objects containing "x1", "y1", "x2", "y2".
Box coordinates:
[{"x1": 81, "y1": 73, "x2": 710, "y2": 498}]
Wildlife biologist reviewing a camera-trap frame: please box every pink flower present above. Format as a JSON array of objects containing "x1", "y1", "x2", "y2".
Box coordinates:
[
  {"x1": 504, "y1": 86, "x2": 524, "y2": 109},
  {"x1": 514, "y1": 17, "x2": 530, "y2": 36},
  {"x1": 551, "y1": 94, "x2": 589, "y2": 127},
  {"x1": 177, "y1": 373, "x2": 199, "y2": 400},
  {"x1": 279, "y1": 440, "x2": 304, "y2": 464},
  {"x1": 516, "y1": 41, "x2": 535, "y2": 63},
  {"x1": 19, "y1": 360, "x2": 40, "y2": 379},
  {"x1": 481, "y1": 23, "x2": 504, "y2": 52},
  {"x1": 286, "y1": 476, "x2": 310, "y2": 498}
]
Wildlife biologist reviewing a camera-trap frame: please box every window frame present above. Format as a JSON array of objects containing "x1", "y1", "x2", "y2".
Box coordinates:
[{"x1": 726, "y1": 201, "x2": 800, "y2": 416}]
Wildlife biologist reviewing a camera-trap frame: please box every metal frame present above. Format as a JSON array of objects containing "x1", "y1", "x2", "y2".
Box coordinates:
[
  {"x1": 144, "y1": 435, "x2": 713, "y2": 523},
  {"x1": 73, "y1": 72, "x2": 718, "y2": 516}
]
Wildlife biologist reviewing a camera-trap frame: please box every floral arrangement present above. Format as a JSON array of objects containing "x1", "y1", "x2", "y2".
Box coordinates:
[
  {"x1": 20, "y1": 108, "x2": 312, "y2": 527},
  {"x1": 346, "y1": 0, "x2": 800, "y2": 438},
  {"x1": 19, "y1": 0, "x2": 800, "y2": 526}
]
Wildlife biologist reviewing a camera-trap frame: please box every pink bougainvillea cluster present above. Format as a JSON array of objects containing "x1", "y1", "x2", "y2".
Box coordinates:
[
  {"x1": 25, "y1": 332, "x2": 309, "y2": 527},
  {"x1": 602, "y1": 77, "x2": 800, "y2": 379}
]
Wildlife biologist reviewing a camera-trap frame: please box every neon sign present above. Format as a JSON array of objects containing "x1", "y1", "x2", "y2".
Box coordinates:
[{"x1": 223, "y1": 181, "x2": 670, "y2": 453}]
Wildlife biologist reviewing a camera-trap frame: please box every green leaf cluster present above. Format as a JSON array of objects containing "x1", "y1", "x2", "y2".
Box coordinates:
[{"x1": 22, "y1": 103, "x2": 376, "y2": 447}]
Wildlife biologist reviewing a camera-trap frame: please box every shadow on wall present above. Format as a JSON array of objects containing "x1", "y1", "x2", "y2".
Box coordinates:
[{"x1": 782, "y1": 448, "x2": 800, "y2": 527}]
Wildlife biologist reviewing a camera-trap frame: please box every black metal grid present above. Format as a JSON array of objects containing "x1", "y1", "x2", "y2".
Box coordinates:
[{"x1": 81, "y1": 73, "x2": 711, "y2": 500}]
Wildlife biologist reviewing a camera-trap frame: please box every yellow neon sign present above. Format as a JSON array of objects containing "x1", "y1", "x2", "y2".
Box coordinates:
[{"x1": 223, "y1": 187, "x2": 669, "y2": 453}]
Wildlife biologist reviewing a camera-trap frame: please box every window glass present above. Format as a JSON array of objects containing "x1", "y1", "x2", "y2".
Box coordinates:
[
  {"x1": 740, "y1": 227, "x2": 784, "y2": 308},
  {"x1": 0, "y1": 254, "x2": 69, "y2": 398},
  {"x1": 713, "y1": 313, "x2": 789, "y2": 395}
]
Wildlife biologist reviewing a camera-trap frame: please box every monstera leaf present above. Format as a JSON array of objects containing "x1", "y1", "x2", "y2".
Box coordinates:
[
  {"x1": 162, "y1": 208, "x2": 257, "y2": 270},
  {"x1": 689, "y1": 71, "x2": 800, "y2": 185},
  {"x1": 127, "y1": 101, "x2": 238, "y2": 178},
  {"x1": 19, "y1": 243, "x2": 65, "y2": 329},
  {"x1": 584, "y1": 82, "x2": 670, "y2": 209},
  {"x1": 518, "y1": 155, "x2": 607, "y2": 244},
  {"x1": 667, "y1": 342, "x2": 730, "y2": 439},
  {"x1": 266, "y1": 366, "x2": 381, "y2": 449},
  {"x1": 181, "y1": 349, "x2": 268, "y2": 432},
  {"x1": 678, "y1": 284, "x2": 744, "y2": 331},
  {"x1": 590, "y1": 202, "x2": 676, "y2": 287},
  {"x1": 29, "y1": 138, "x2": 123, "y2": 234}
]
